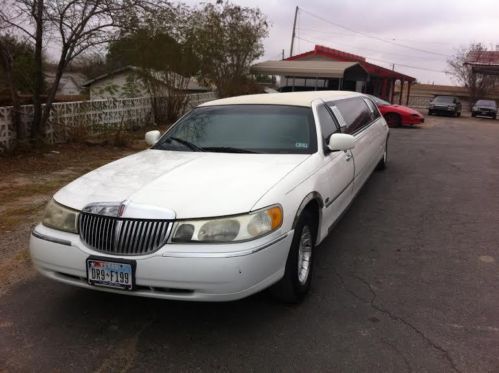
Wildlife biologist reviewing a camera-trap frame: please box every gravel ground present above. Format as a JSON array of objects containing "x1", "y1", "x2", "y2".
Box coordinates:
[{"x1": 0, "y1": 115, "x2": 498, "y2": 372}]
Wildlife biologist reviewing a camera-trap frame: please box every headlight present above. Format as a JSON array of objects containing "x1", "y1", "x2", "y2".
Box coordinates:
[
  {"x1": 42, "y1": 199, "x2": 79, "y2": 233},
  {"x1": 172, "y1": 205, "x2": 283, "y2": 243},
  {"x1": 447, "y1": 105, "x2": 455, "y2": 109}
]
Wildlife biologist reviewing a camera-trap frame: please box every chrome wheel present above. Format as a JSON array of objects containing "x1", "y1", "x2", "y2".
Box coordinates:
[{"x1": 297, "y1": 225, "x2": 313, "y2": 285}]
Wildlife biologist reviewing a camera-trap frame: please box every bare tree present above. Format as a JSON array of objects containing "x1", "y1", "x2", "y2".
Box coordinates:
[
  {"x1": 447, "y1": 43, "x2": 497, "y2": 103},
  {"x1": 0, "y1": 0, "x2": 153, "y2": 142},
  {"x1": 0, "y1": 36, "x2": 23, "y2": 142}
]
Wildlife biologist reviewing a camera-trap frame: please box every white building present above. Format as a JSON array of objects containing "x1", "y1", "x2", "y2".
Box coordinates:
[{"x1": 83, "y1": 66, "x2": 210, "y2": 100}]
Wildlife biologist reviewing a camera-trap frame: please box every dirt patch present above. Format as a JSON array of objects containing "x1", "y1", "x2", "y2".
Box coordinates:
[{"x1": 0, "y1": 140, "x2": 147, "y2": 296}]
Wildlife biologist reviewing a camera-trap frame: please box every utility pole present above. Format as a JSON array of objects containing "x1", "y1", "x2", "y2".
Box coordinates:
[
  {"x1": 289, "y1": 6, "x2": 298, "y2": 58},
  {"x1": 282, "y1": 49, "x2": 285, "y2": 60},
  {"x1": 392, "y1": 64, "x2": 395, "y2": 71}
]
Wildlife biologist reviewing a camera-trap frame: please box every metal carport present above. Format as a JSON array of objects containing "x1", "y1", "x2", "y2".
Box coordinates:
[{"x1": 250, "y1": 60, "x2": 368, "y2": 91}]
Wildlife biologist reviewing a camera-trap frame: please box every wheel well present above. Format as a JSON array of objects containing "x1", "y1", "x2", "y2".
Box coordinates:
[{"x1": 301, "y1": 200, "x2": 320, "y2": 243}]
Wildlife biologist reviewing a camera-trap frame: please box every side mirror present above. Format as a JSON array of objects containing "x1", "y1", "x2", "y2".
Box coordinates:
[
  {"x1": 145, "y1": 130, "x2": 161, "y2": 146},
  {"x1": 328, "y1": 133, "x2": 355, "y2": 152}
]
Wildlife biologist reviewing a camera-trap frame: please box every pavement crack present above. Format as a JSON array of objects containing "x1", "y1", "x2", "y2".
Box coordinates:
[{"x1": 334, "y1": 270, "x2": 461, "y2": 373}]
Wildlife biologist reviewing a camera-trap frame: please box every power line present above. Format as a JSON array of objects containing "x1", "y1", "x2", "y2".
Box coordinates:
[
  {"x1": 295, "y1": 36, "x2": 447, "y2": 74},
  {"x1": 299, "y1": 31, "x2": 444, "y2": 61},
  {"x1": 299, "y1": 7, "x2": 451, "y2": 58},
  {"x1": 296, "y1": 27, "x2": 452, "y2": 47}
]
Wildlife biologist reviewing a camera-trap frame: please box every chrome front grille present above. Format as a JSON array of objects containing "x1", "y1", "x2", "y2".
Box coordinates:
[{"x1": 79, "y1": 213, "x2": 172, "y2": 256}]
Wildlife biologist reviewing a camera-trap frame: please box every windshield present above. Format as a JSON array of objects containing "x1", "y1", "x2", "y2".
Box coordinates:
[
  {"x1": 475, "y1": 100, "x2": 496, "y2": 108},
  {"x1": 368, "y1": 95, "x2": 390, "y2": 106},
  {"x1": 153, "y1": 105, "x2": 317, "y2": 154},
  {"x1": 432, "y1": 96, "x2": 455, "y2": 103}
]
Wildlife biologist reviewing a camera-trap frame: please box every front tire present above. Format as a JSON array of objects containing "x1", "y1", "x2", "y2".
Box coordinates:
[
  {"x1": 376, "y1": 139, "x2": 388, "y2": 170},
  {"x1": 270, "y1": 210, "x2": 316, "y2": 303},
  {"x1": 385, "y1": 113, "x2": 401, "y2": 127}
]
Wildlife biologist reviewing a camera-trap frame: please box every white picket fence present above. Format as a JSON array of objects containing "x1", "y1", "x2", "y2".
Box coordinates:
[{"x1": 0, "y1": 92, "x2": 217, "y2": 151}]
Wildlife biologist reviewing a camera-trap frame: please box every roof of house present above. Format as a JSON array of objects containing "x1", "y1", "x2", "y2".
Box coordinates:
[
  {"x1": 82, "y1": 66, "x2": 209, "y2": 91},
  {"x1": 466, "y1": 50, "x2": 499, "y2": 66},
  {"x1": 199, "y1": 90, "x2": 362, "y2": 107},
  {"x1": 82, "y1": 66, "x2": 131, "y2": 87},
  {"x1": 465, "y1": 50, "x2": 499, "y2": 75},
  {"x1": 287, "y1": 45, "x2": 416, "y2": 82},
  {"x1": 250, "y1": 60, "x2": 366, "y2": 78}
]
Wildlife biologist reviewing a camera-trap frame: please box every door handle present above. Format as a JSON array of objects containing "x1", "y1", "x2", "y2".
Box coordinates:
[{"x1": 345, "y1": 152, "x2": 353, "y2": 162}]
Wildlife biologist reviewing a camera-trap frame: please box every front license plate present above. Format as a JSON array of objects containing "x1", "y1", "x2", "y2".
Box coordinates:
[{"x1": 86, "y1": 258, "x2": 135, "y2": 290}]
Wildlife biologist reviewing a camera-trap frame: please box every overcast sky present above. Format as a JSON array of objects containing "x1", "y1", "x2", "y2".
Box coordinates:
[{"x1": 204, "y1": 0, "x2": 499, "y2": 85}]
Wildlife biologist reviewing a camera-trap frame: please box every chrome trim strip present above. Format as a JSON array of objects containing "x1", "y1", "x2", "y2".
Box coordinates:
[
  {"x1": 32, "y1": 230, "x2": 72, "y2": 246},
  {"x1": 162, "y1": 232, "x2": 291, "y2": 258}
]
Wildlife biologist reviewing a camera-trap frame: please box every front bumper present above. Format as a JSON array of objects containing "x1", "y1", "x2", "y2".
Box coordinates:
[
  {"x1": 404, "y1": 115, "x2": 424, "y2": 125},
  {"x1": 30, "y1": 224, "x2": 293, "y2": 301},
  {"x1": 472, "y1": 109, "x2": 496, "y2": 118},
  {"x1": 429, "y1": 107, "x2": 457, "y2": 115}
]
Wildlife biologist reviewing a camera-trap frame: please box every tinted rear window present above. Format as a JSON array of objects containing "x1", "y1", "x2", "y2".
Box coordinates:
[{"x1": 334, "y1": 98, "x2": 373, "y2": 135}]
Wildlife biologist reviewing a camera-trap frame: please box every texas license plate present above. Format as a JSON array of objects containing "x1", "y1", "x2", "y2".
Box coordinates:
[{"x1": 86, "y1": 258, "x2": 135, "y2": 290}]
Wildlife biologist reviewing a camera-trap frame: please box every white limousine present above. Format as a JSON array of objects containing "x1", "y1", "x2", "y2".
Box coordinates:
[{"x1": 30, "y1": 91, "x2": 389, "y2": 302}]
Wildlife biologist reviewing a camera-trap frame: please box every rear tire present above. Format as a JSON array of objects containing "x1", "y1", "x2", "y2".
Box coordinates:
[{"x1": 270, "y1": 210, "x2": 316, "y2": 303}]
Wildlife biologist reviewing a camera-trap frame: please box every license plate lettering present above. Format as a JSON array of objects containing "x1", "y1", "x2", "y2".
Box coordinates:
[{"x1": 86, "y1": 259, "x2": 134, "y2": 290}]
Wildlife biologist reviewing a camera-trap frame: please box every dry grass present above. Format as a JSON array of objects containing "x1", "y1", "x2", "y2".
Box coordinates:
[
  {"x1": 0, "y1": 202, "x2": 46, "y2": 231},
  {"x1": 0, "y1": 179, "x2": 63, "y2": 201}
]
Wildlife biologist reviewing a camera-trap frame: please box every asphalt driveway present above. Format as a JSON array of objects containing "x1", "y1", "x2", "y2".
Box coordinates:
[{"x1": 1, "y1": 115, "x2": 498, "y2": 372}]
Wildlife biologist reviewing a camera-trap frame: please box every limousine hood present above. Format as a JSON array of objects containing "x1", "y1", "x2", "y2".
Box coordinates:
[{"x1": 54, "y1": 149, "x2": 310, "y2": 218}]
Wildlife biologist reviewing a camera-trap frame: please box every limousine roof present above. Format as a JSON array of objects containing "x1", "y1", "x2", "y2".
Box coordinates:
[{"x1": 199, "y1": 91, "x2": 363, "y2": 108}]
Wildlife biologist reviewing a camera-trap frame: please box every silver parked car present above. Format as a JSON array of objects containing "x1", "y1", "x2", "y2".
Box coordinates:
[{"x1": 472, "y1": 100, "x2": 497, "y2": 119}]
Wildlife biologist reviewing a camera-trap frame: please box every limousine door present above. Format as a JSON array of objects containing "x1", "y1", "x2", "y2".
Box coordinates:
[
  {"x1": 330, "y1": 97, "x2": 385, "y2": 196},
  {"x1": 313, "y1": 103, "x2": 355, "y2": 230}
]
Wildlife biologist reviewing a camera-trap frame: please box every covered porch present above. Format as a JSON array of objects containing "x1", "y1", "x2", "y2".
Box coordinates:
[
  {"x1": 250, "y1": 60, "x2": 368, "y2": 93},
  {"x1": 282, "y1": 45, "x2": 416, "y2": 105}
]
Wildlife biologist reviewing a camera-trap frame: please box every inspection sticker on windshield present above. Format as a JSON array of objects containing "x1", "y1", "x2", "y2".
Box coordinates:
[{"x1": 295, "y1": 142, "x2": 309, "y2": 149}]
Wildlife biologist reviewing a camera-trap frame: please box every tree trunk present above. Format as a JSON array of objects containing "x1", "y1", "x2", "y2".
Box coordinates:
[
  {"x1": 40, "y1": 57, "x2": 67, "y2": 134},
  {"x1": 0, "y1": 40, "x2": 23, "y2": 144},
  {"x1": 31, "y1": 0, "x2": 45, "y2": 142}
]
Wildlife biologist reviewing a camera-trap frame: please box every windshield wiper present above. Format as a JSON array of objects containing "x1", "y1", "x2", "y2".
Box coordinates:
[
  {"x1": 167, "y1": 137, "x2": 205, "y2": 152},
  {"x1": 203, "y1": 146, "x2": 259, "y2": 154}
]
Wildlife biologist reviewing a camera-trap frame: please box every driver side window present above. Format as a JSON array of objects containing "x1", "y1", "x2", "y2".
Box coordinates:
[{"x1": 317, "y1": 104, "x2": 340, "y2": 144}]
